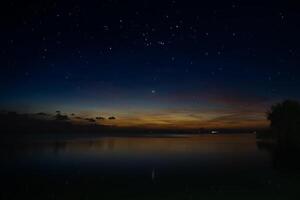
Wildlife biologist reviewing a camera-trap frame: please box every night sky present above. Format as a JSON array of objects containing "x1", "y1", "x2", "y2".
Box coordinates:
[{"x1": 1, "y1": 0, "x2": 300, "y2": 129}]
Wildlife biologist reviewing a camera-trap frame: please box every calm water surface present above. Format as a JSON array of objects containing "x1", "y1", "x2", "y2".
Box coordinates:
[
  {"x1": 1, "y1": 133, "x2": 299, "y2": 199},
  {"x1": 2, "y1": 134, "x2": 269, "y2": 173}
]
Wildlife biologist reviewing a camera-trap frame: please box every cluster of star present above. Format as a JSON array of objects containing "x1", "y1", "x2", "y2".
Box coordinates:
[{"x1": 1, "y1": 0, "x2": 300, "y2": 129}]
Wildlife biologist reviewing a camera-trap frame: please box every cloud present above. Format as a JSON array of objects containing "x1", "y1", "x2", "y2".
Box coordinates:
[
  {"x1": 84, "y1": 118, "x2": 96, "y2": 123},
  {"x1": 164, "y1": 87, "x2": 270, "y2": 111},
  {"x1": 55, "y1": 111, "x2": 70, "y2": 121},
  {"x1": 204, "y1": 111, "x2": 268, "y2": 128},
  {"x1": 35, "y1": 112, "x2": 50, "y2": 116}
]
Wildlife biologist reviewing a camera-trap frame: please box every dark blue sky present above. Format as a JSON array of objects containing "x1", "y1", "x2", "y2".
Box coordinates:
[{"x1": 1, "y1": 0, "x2": 300, "y2": 128}]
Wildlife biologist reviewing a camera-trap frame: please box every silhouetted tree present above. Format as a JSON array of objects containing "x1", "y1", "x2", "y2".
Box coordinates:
[
  {"x1": 267, "y1": 100, "x2": 300, "y2": 150},
  {"x1": 108, "y1": 116, "x2": 116, "y2": 120},
  {"x1": 85, "y1": 118, "x2": 96, "y2": 123},
  {"x1": 55, "y1": 111, "x2": 70, "y2": 121},
  {"x1": 35, "y1": 112, "x2": 48, "y2": 116}
]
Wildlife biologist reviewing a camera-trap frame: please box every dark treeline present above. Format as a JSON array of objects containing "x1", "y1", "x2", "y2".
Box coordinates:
[
  {"x1": 0, "y1": 111, "x2": 109, "y2": 135},
  {"x1": 257, "y1": 100, "x2": 300, "y2": 150},
  {"x1": 268, "y1": 100, "x2": 300, "y2": 150},
  {"x1": 0, "y1": 111, "x2": 259, "y2": 136},
  {"x1": 257, "y1": 100, "x2": 300, "y2": 170}
]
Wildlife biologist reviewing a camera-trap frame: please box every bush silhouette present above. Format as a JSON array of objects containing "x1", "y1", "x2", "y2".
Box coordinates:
[
  {"x1": 55, "y1": 111, "x2": 70, "y2": 121},
  {"x1": 267, "y1": 100, "x2": 300, "y2": 150}
]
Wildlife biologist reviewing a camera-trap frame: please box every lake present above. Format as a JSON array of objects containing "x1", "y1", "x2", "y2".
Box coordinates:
[{"x1": 1, "y1": 133, "x2": 300, "y2": 199}]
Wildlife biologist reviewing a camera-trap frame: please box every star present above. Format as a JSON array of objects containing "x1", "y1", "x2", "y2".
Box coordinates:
[
  {"x1": 268, "y1": 76, "x2": 272, "y2": 81},
  {"x1": 104, "y1": 26, "x2": 109, "y2": 31},
  {"x1": 157, "y1": 41, "x2": 165, "y2": 46}
]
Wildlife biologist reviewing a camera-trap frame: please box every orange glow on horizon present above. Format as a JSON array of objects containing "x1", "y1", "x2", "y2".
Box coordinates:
[{"x1": 71, "y1": 110, "x2": 269, "y2": 129}]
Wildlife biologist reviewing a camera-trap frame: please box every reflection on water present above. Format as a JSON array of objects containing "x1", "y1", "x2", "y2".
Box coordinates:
[
  {"x1": 2, "y1": 134, "x2": 298, "y2": 199},
  {"x1": 2, "y1": 134, "x2": 270, "y2": 173}
]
